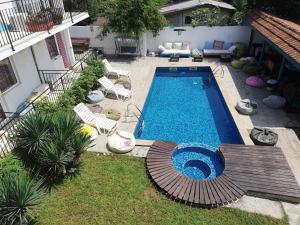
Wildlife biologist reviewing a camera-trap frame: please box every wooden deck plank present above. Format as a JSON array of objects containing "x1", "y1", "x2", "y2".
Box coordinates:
[
  {"x1": 194, "y1": 181, "x2": 200, "y2": 204},
  {"x1": 182, "y1": 179, "x2": 194, "y2": 202},
  {"x1": 146, "y1": 141, "x2": 300, "y2": 207},
  {"x1": 187, "y1": 180, "x2": 196, "y2": 203}
]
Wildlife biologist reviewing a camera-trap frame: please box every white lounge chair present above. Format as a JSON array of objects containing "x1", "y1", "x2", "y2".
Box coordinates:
[
  {"x1": 98, "y1": 76, "x2": 133, "y2": 101},
  {"x1": 102, "y1": 59, "x2": 130, "y2": 78},
  {"x1": 74, "y1": 103, "x2": 118, "y2": 135}
]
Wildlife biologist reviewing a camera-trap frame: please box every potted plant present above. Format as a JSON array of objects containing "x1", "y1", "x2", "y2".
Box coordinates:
[
  {"x1": 47, "y1": 7, "x2": 64, "y2": 25},
  {"x1": 26, "y1": 11, "x2": 54, "y2": 32}
]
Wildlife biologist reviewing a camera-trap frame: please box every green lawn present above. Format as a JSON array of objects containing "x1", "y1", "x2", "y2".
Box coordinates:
[{"x1": 34, "y1": 153, "x2": 287, "y2": 225}]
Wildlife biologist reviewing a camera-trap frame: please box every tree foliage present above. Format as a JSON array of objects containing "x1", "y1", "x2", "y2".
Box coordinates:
[
  {"x1": 228, "y1": 0, "x2": 297, "y2": 24},
  {"x1": 191, "y1": 7, "x2": 232, "y2": 26},
  {"x1": 99, "y1": 0, "x2": 168, "y2": 39}
]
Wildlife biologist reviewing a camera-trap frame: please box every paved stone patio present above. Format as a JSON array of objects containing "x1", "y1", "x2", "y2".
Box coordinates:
[{"x1": 87, "y1": 56, "x2": 300, "y2": 224}]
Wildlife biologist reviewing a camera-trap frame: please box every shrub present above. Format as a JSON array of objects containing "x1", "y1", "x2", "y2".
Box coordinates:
[
  {"x1": 13, "y1": 112, "x2": 92, "y2": 184},
  {"x1": 0, "y1": 154, "x2": 28, "y2": 178},
  {"x1": 0, "y1": 174, "x2": 45, "y2": 225},
  {"x1": 234, "y1": 42, "x2": 247, "y2": 58},
  {"x1": 35, "y1": 59, "x2": 105, "y2": 114}
]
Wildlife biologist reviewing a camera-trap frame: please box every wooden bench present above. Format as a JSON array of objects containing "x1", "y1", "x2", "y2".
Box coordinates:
[{"x1": 71, "y1": 37, "x2": 90, "y2": 53}]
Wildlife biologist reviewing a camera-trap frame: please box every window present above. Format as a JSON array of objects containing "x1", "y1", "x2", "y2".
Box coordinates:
[
  {"x1": 46, "y1": 35, "x2": 59, "y2": 59},
  {"x1": 185, "y1": 16, "x2": 192, "y2": 25},
  {"x1": 0, "y1": 58, "x2": 17, "y2": 92}
]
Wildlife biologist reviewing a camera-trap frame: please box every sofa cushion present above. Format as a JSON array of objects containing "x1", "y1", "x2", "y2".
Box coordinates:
[
  {"x1": 203, "y1": 49, "x2": 231, "y2": 55},
  {"x1": 160, "y1": 49, "x2": 191, "y2": 57},
  {"x1": 223, "y1": 42, "x2": 233, "y2": 50},
  {"x1": 163, "y1": 42, "x2": 173, "y2": 50},
  {"x1": 203, "y1": 41, "x2": 213, "y2": 49},
  {"x1": 173, "y1": 42, "x2": 182, "y2": 50},
  {"x1": 213, "y1": 40, "x2": 224, "y2": 49}
]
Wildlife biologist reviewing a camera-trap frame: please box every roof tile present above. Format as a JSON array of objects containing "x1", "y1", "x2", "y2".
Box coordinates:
[{"x1": 247, "y1": 10, "x2": 300, "y2": 64}]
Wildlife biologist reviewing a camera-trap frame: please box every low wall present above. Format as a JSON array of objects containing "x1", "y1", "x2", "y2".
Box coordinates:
[
  {"x1": 146, "y1": 26, "x2": 251, "y2": 51},
  {"x1": 69, "y1": 25, "x2": 251, "y2": 55}
]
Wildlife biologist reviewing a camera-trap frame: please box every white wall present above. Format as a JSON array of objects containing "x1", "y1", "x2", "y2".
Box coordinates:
[
  {"x1": 69, "y1": 25, "x2": 251, "y2": 55},
  {"x1": 146, "y1": 26, "x2": 251, "y2": 51},
  {"x1": 33, "y1": 39, "x2": 65, "y2": 70},
  {"x1": 0, "y1": 32, "x2": 74, "y2": 112},
  {"x1": 1, "y1": 48, "x2": 41, "y2": 112}
]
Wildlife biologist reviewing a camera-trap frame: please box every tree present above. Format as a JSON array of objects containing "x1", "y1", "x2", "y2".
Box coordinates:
[
  {"x1": 99, "y1": 0, "x2": 168, "y2": 39},
  {"x1": 191, "y1": 7, "x2": 231, "y2": 26},
  {"x1": 227, "y1": 0, "x2": 297, "y2": 23}
]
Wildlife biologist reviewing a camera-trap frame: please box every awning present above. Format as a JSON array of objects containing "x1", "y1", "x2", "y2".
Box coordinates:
[{"x1": 246, "y1": 10, "x2": 300, "y2": 68}]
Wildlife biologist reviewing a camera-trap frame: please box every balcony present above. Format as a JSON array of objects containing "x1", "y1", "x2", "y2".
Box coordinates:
[
  {"x1": 0, "y1": 49, "x2": 96, "y2": 156},
  {"x1": 0, "y1": 0, "x2": 88, "y2": 58}
]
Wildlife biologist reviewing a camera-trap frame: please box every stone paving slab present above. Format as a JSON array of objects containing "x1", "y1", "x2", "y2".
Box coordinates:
[{"x1": 226, "y1": 196, "x2": 284, "y2": 219}]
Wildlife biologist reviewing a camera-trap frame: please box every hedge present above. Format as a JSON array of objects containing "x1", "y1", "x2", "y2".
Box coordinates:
[{"x1": 36, "y1": 59, "x2": 105, "y2": 113}]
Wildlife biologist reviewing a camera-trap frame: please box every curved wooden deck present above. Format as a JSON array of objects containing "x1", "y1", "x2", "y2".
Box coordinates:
[
  {"x1": 146, "y1": 141, "x2": 300, "y2": 207},
  {"x1": 146, "y1": 141, "x2": 245, "y2": 207}
]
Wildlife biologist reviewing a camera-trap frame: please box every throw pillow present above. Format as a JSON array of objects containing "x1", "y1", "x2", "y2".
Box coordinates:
[
  {"x1": 181, "y1": 42, "x2": 190, "y2": 50},
  {"x1": 173, "y1": 42, "x2": 182, "y2": 50},
  {"x1": 163, "y1": 42, "x2": 173, "y2": 50},
  {"x1": 158, "y1": 45, "x2": 166, "y2": 52},
  {"x1": 213, "y1": 40, "x2": 224, "y2": 49},
  {"x1": 203, "y1": 41, "x2": 213, "y2": 49},
  {"x1": 223, "y1": 42, "x2": 233, "y2": 50}
]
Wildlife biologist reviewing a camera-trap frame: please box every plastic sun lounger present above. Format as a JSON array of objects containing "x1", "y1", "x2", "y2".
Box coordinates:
[
  {"x1": 102, "y1": 59, "x2": 130, "y2": 78},
  {"x1": 98, "y1": 76, "x2": 133, "y2": 101},
  {"x1": 74, "y1": 103, "x2": 118, "y2": 135}
]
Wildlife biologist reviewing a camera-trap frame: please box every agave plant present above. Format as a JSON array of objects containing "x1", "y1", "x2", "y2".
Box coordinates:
[
  {"x1": 70, "y1": 131, "x2": 92, "y2": 168},
  {"x1": 39, "y1": 142, "x2": 74, "y2": 181},
  {"x1": 0, "y1": 174, "x2": 45, "y2": 225},
  {"x1": 13, "y1": 113, "x2": 51, "y2": 167},
  {"x1": 13, "y1": 111, "x2": 90, "y2": 184},
  {"x1": 14, "y1": 113, "x2": 50, "y2": 153}
]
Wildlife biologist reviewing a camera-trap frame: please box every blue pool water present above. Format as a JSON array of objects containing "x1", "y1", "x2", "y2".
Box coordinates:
[
  {"x1": 134, "y1": 67, "x2": 243, "y2": 148},
  {"x1": 172, "y1": 143, "x2": 224, "y2": 180}
]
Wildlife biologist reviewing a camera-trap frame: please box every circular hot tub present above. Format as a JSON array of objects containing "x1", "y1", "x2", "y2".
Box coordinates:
[{"x1": 172, "y1": 143, "x2": 225, "y2": 180}]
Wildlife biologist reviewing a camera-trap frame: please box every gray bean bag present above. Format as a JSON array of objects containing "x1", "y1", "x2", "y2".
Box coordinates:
[
  {"x1": 250, "y1": 127, "x2": 278, "y2": 146},
  {"x1": 263, "y1": 95, "x2": 286, "y2": 109},
  {"x1": 235, "y1": 99, "x2": 258, "y2": 115},
  {"x1": 87, "y1": 90, "x2": 104, "y2": 103}
]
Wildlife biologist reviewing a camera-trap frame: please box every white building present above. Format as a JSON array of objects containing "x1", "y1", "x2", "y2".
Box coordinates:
[{"x1": 0, "y1": 0, "x2": 89, "y2": 116}]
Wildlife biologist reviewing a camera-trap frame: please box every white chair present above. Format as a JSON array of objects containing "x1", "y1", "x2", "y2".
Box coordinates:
[
  {"x1": 102, "y1": 59, "x2": 130, "y2": 78},
  {"x1": 73, "y1": 103, "x2": 118, "y2": 135},
  {"x1": 98, "y1": 76, "x2": 133, "y2": 101}
]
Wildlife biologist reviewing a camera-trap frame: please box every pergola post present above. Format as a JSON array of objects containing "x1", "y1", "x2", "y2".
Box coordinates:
[
  {"x1": 259, "y1": 41, "x2": 266, "y2": 65},
  {"x1": 248, "y1": 30, "x2": 255, "y2": 55},
  {"x1": 277, "y1": 58, "x2": 286, "y2": 81}
]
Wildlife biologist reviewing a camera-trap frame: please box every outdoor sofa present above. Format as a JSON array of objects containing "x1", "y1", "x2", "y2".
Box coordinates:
[
  {"x1": 202, "y1": 40, "x2": 236, "y2": 57},
  {"x1": 158, "y1": 41, "x2": 191, "y2": 57}
]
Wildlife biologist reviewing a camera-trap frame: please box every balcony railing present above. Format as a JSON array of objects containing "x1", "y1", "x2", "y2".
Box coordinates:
[
  {"x1": 0, "y1": 49, "x2": 96, "y2": 157},
  {"x1": 0, "y1": 0, "x2": 87, "y2": 51}
]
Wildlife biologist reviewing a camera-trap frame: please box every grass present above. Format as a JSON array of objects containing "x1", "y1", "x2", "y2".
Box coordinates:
[{"x1": 34, "y1": 153, "x2": 288, "y2": 225}]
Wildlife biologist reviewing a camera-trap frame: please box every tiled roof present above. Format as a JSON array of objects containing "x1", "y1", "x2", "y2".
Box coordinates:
[
  {"x1": 160, "y1": 0, "x2": 235, "y2": 14},
  {"x1": 247, "y1": 10, "x2": 300, "y2": 65}
]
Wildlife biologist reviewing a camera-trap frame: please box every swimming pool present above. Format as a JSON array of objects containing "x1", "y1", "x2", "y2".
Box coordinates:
[{"x1": 134, "y1": 67, "x2": 243, "y2": 148}]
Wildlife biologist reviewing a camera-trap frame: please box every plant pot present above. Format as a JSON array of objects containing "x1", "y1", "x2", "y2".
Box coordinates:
[{"x1": 27, "y1": 21, "x2": 54, "y2": 32}]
